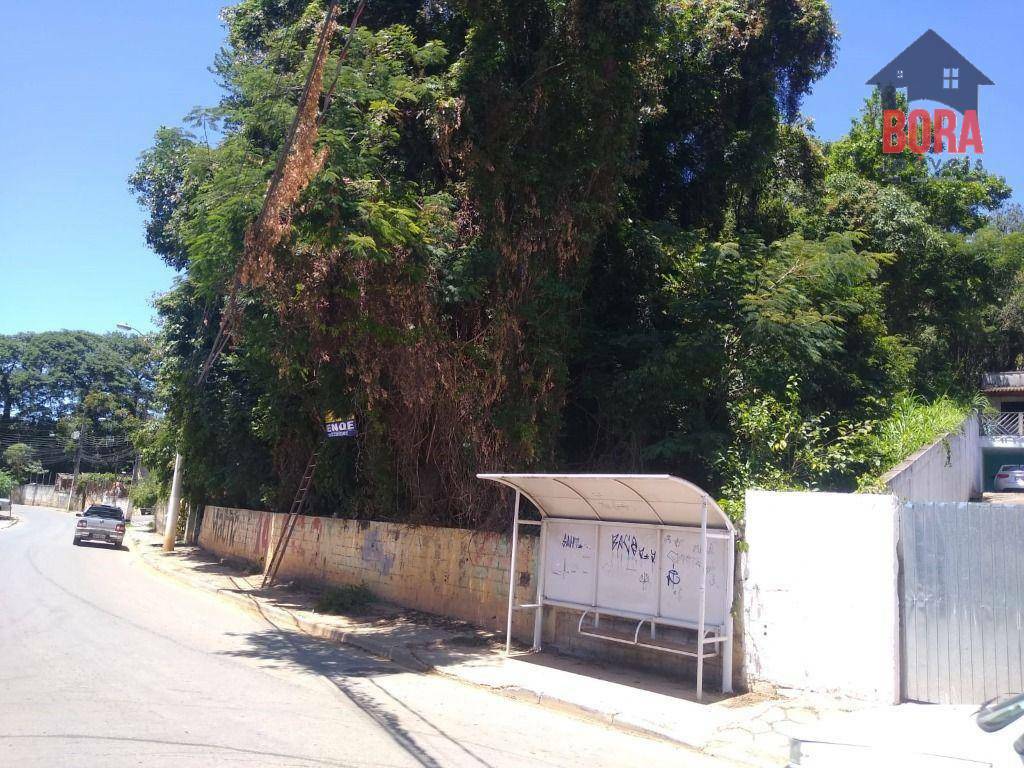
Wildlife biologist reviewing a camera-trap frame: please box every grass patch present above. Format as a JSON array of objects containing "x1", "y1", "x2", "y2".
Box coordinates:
[
  {"x1": 857, "y1": 393, "x2": 972, "y2": 491},
  {"x1": 314, "y1": 583, "x2": 376, "y2": 615}
]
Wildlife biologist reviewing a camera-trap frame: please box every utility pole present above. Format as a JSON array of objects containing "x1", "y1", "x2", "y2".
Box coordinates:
[
  {"x1": 118, "y1": 323, "x2": 183, "y2": 551},
  {"x1": 126, "y1": 451, "x2": 140, "y2": 520},
  {"x1": 66, "y1": 426, "x2": 85, "y2": 512},
  {"x1": 163, "y1": 452, "x2": 183, "y2": 551}
]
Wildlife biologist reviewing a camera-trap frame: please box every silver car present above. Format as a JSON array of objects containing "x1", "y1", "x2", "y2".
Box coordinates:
[
  {"x1": 73, "y1": 504, "x2": 126, "y2": 548},
  {"x1": 994, "y1": 465, "x2": 1024, "y2": 493}
]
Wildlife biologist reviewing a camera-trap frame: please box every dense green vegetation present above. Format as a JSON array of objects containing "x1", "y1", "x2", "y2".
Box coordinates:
[
  {"x1": 129, "y1": 474, "x2": 163, "y2": 508},
  {"x1": 71, "y1": 472, "x2": 128, "y2": 506},
  {"x1": 855, "y1": 394, "x2": 975, "y2": 492},
  {"x1": 0, "y1": 470, "x2": 13, "y2": 499},
  {"x1": 0, "y1": 331, "x2": 156, "y2": 475},
  {"x1": 3, "y1": 443, "x2": 43, "y2": 483},
  {"x1": 131, "y1": 0, "x2": 1024, "y2": 526}
]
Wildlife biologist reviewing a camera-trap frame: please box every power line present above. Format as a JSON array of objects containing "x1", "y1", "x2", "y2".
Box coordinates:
[
  {"x1": 0, "y1": 426, "x2": 136, "y2": 469},
  {"x1": 197, "y1": 0, "x2": 367, "y2": 386}
]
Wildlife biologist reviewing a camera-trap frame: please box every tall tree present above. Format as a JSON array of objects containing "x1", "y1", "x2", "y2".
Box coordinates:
[{"x1": 131, "y1": 0, "x2": 1023, "y2": 521}]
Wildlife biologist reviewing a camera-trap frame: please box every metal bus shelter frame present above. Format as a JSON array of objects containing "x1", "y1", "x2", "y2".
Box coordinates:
[{"x1": 477, "y1": 473, "x2": 735, "y2": 700}]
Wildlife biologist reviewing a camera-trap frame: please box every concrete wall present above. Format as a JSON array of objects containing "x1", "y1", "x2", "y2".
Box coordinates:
[
  {"x1": 12, "y1": 484, "x2": 132, "y2": 513},
  {"x1": 13, "y1": 484, "x2": 62, "y2": 507},
  {"x1": 743, "y1": 490, "x2": 900, "y2": 704},
  {"x1": 882, "y1": 413, "x2": 981, "y2": 502},
  {"x1": 152, "y1": 498, "x2": 169, "y2": 535}
]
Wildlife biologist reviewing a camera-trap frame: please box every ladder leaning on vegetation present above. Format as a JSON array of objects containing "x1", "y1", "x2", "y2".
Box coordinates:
[{"x1": 262, "y1": 446, "x2": 320, "y2": 588}]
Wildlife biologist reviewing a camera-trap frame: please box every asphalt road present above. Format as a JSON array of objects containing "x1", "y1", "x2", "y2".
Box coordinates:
[{"x1": 0, "y1": 505, "x2": 735, "y2": 768}]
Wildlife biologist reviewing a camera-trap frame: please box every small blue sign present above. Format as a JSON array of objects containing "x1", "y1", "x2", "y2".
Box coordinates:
[{"x1": 325, "y1": 413, "x2": 357, "y2": 439}]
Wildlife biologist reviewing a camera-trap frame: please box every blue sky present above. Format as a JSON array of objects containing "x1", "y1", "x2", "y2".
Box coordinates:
[
  {"x1": 0, "y1": 0, "x2": 225, "y2": 335},
  {"x1": 0, "y1": 0, "x2": 1020, "y2": 335}
]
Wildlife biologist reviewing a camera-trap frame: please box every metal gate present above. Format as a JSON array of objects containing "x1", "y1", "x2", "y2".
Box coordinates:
[{"x1": 900, "y1": 501, "x2": 1024, "y2": 704}]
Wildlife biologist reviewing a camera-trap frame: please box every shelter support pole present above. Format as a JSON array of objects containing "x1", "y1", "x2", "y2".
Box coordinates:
[
  {"x1": 722, "y1": 530, "x2": 735, "y2": 693},
  {"x1": 505, "y1": 490, "x2": 521, "y2": 655},
  {"x1": 653, "y1": 525, "x2": 664, "y2": 641},
  {"x1": 696, "y1": 495, "x2": 708, "y2": 701},
  {"x1": 532, "y1": 519, "x2": 547, "y2": 650}
]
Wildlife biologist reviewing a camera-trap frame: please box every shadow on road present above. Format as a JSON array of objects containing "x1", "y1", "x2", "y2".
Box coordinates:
[
  {"x1": 219, "y1": 625, "x2": 495, "y2": 768},
  {"x1": 74, "y1": 541, "x2": 127, "y2": 551},
  {"x1": 160, "y1": 546, "x2": 501, "y2": 662}
]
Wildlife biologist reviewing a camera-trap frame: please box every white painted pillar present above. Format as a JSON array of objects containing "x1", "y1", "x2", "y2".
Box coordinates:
[
  {"x1": 163, "y1": 453, "x2": 183, "y2": 552},
  {"x1": 505, "y1": 491, "x2": 521, "y2": 655},
  {"x1": 722, "y1": 531, "x2": 735, "y2": 694},
  {"x1": 532, "y1": 518, "x2": 546, "y2": 650},
  {"x1": 696, "y1": 495, "x2": 708, "y2": 701}
]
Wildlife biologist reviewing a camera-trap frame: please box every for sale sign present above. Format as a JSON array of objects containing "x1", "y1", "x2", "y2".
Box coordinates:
[{"x1": 325, "y1": 411, "x2": 357, "y2": 439}]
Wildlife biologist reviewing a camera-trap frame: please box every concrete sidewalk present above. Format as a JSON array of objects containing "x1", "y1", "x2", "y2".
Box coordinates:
[{"x1": 126, "y1": 526, "x2": 865, "y2": 767}]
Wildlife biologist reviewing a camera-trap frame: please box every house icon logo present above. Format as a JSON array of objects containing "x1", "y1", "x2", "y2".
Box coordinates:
[
  {"x1": 868, "y1": 30, "x2": 992, "y2": 113},
  {"x1": 868, "y1": 30, "x2": 991, "y2": 155}
]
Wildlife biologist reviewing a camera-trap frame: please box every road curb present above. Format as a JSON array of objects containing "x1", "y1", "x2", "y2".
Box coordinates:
[{"x1": 290, "y1": 614, "x2": 434, "y2": 673}]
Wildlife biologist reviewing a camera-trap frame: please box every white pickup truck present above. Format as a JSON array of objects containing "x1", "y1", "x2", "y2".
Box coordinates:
[{"x1": 73, "y1": 504, "x2": 126, "y2": 548}]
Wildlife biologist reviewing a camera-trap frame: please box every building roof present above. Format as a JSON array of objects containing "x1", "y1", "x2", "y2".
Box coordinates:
[
  {"x1": 983, "y1": 372, "x2": 1024, "y2": 394},
  {"x1": 476, "y1": 473, "x2": 733, "y2": 531}
]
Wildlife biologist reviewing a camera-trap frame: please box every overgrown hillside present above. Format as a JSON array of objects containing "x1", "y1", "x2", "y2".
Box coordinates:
[{"x1": 131, "y1": 0, "x2": 1024, "y2": 526}]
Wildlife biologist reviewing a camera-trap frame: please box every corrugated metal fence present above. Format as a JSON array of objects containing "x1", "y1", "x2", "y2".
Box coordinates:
[{"x1": 900, "y1": 501, "x2": 1024, "y2": 704}]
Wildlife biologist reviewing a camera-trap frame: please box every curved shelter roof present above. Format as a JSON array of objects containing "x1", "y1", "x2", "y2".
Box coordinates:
[{"x1": 477, "y1": 473, "x2": 732, "y2": 531}]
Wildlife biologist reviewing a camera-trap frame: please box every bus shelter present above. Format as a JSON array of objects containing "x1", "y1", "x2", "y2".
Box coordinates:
[{"x1": 477, "y1": 473, "x2": 735, "y2": 699}]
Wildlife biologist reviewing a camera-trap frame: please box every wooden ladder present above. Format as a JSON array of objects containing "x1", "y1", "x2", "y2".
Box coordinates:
[{"x1": 262, "y1": 447, "x2": 319, "y2": 588}]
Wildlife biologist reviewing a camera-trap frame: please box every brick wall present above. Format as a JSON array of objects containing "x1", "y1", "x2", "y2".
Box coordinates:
[
  {"x1": 198, "y1": 505, "x2": 275, "y2": 566},
  {"x1": 199, "y1": 506, "x2": 539, "y2": 638}
]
